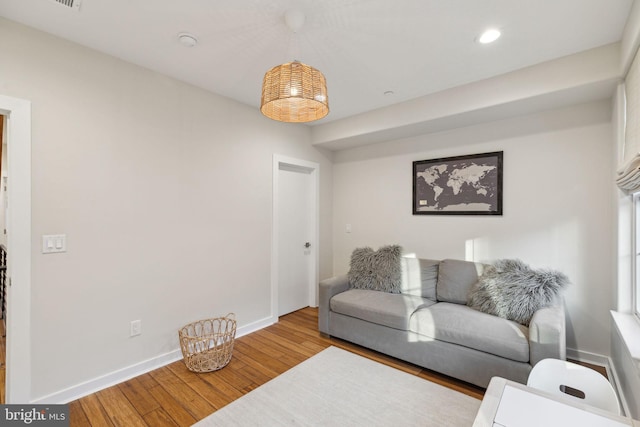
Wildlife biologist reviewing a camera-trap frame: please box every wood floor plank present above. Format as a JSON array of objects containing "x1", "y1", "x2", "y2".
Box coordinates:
[
  {"x1": 265, "y1": 323, "x2": 308, "y2": 344},
  {"x1": 268, "y1": 326, "x2": 327, "y2": 350},
  {"x1": 238, "y1": 334, "x2": 287, "y2": 359},
  {"x1": 148, "y1": 366, "x2": 215, "y2": 420},
  {"x1": 249, "y1": 330, "x2": 317, "y2": 359},
  {"x1": 300, "y1": 339, "x2": 331, "y2": 353},
  {"x1": 142, "y1": 409, "x2": 179, "y2": 427},
  {"x1": 147, "y1": 385, "x2": 197, "y2": 427},
  {"x1": 0, "y1": 366, "x2": 5, "y2": 405},
  {"x1": 240, "y1": 334, "x2": 307, "y2": 366},
  {"x1": 117, "y1": 376, "x2": 161, "y2": 417},
  {"x1": 96, "y1": 386, "x2": 148, "y2": 427},
  {"x1": 197, "y1": 370, "x2": 245, "y2": 403},
  {"x1": 232, "y1": 341, "x2": 287, "y2": 376},
  {"x1": 271, "y1": 321, "x2": 330, "y2": 345},
  {"x1": 68, "y1": 401, "x2": 92, "y2": 427},
  {"x1": 78, "y1": 394, "x2": 116, "y2": 427},
  {"x1": 165, "y1": 360, "x2": 239, "y2": 410},
  {"x1": 202, "y1": 359, "x2": 255, "y2": 393},
  {"x1": 294, "y1": 315, "x2": 321, "y2": 331},
  {"x1": 135, "y1": 372, "x2": 161, "y2": 390},
  {"x1": 278, "y1": 315, "x2": 323, "y2": 335},
  {"x1": 258, "y1": 329, "x2": 318, "y2": 354},
  {"x1": 226, "y1": 358, "x2": 273, "y2": 391}
]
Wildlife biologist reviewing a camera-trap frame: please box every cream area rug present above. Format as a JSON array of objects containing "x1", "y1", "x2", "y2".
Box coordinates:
[{"x1": 194, "y1": 346, "x2": 480, "y2": 426}]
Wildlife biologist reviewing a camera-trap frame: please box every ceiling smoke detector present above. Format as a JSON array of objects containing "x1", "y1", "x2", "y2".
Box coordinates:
[
  {"x1": 50, "y1": 0, "x2": 82, "y2": 11},
  {"x1": 178, "y1": 33, "x2": 198, "y2": 48}
]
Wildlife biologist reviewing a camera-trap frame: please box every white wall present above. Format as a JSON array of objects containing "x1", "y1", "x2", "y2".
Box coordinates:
[
  {"x1": 332, "y1": 100, "x2": 615, "y2": 357},
  {"x1": 0, "y1": 17, "x2": 333, "y2": 401}
]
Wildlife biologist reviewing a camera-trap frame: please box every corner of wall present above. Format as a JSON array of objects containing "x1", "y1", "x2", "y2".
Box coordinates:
[{"x1": 622, "y1": 0, "x2": 640, "y2": 73}]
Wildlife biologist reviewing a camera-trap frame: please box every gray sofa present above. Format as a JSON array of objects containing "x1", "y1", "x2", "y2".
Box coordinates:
[{"x1": 318, "y1": 258, "x2": 566, "y2": 388}]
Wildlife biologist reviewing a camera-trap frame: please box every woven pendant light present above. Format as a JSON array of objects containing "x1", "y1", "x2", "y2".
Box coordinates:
[
  {"x1": 260, "y1": 60, "x2": 329, "y2": 123},
  {"x1": 260, "y1": 10, "x2": 329, "y2": 123}
]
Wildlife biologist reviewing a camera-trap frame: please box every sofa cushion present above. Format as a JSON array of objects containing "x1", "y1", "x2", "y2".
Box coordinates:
[
  {"x1": 331, "y1": 289, "x2": 435, "y2": 330},
  {"x1": 400, "y1": 257, "x2": 439, "y2": 301},
  {"x1": 436, "y1": 259, "x2": 486, "y2": 304},
  {"x1": 409, "y1": 302, "x2": 530, "y2": 362}
]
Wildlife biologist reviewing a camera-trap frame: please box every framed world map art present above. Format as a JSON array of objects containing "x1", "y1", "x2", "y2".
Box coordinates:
[{"x1": 413, "y1": 151, "x2": 503, "y2": 215}]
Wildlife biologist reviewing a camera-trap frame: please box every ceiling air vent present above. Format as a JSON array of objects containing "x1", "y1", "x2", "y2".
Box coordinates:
[{"x1": 50, "y1": 0, "x2": 82, "y2": 11}]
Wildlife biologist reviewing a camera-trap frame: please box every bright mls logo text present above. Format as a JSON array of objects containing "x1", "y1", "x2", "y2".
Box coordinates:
[{"x1": 2, "y1": 405, "x2": 68, "y2": 426}]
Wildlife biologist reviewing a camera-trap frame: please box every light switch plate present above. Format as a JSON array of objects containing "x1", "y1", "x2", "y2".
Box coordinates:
[{"x1": 42, "y1": 234, "x2": 67, "y2": 254}]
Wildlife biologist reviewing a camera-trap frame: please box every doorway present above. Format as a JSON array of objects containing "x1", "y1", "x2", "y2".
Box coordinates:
[
  {"x1": 0, "y1": 115, "x2": 5, "y2": 404},
  {"x1": 272, "y1": 155, "x2": 319, "y2": 319},
  {"x1": 0, "y1": 95, "x2": 32, "y2": 404}
]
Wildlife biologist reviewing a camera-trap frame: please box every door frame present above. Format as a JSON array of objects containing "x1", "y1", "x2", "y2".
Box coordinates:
[
  {"x1": 271, "y1": 155, "x2": 319, "y2": 321},
  {"x1": 0, "y1": 94, "x2": 32, "y2": 403}
]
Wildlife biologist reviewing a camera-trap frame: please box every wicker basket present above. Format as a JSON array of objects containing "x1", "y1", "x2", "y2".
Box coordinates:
[{"x1": 178, "y1": 313, "x2": 237, "y2": 373}]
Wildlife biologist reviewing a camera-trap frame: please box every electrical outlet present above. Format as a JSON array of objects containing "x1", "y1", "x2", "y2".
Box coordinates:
[{"x1": 130, "y1": 320, "x2": 141, "y2": 337}]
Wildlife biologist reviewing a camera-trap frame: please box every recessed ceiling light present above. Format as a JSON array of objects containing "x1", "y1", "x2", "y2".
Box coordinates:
[
  {"x1": 478, "y1": 29, "x2": 501, "y2": 44},
  {"x1": 384, "y1": 91, "x2": 394, "y2": 96},
  {"x1": 178, "y1": 33, "x2": 198, "y2": 48}
]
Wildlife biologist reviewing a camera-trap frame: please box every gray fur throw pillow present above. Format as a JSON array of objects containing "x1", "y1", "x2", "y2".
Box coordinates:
[
  {"x1": 467, "y1": 259, "x2": 569, "y2": 326},
  {"x1": 348, "y1": 245, "x2": 403, "y2": 293}
]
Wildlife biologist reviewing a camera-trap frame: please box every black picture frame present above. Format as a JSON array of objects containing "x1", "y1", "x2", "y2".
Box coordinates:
[{"x1": 413, "y1": 151, "x2": 503, "y2": 215}]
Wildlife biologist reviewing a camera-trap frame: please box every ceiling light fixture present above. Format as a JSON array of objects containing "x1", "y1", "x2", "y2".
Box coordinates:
[
  {"x1": 260, "y1": 10, "x2": 329, "y2": 123},
  {"x1": 478, "y1": 28, "x2": 501, "y2": 44}
]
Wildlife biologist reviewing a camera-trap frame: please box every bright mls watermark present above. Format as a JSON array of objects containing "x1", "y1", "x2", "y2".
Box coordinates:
[{"x1": 1, "y1": 405, "x2": 69, "y2": 426}]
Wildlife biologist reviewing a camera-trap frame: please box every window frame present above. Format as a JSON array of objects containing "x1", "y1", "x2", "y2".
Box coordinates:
[{"x1": 633, "y1": 192, "x2": 640, "y2": 318}]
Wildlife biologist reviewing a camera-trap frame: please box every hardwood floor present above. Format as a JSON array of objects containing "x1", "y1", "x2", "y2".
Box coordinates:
[
  {"x1": 0, "y1": 307, "x2": 611, "y2": 425},
  {"x1": 69, "y1": 308, "x2": 484, "y2": 426}
]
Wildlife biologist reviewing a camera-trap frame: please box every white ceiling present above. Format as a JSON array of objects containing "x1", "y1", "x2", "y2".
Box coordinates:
[{"x1": 0, "y1": 0, "x2": 634, "y2": 125}]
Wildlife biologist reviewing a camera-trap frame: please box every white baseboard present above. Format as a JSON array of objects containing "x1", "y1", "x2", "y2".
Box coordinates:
[
  {"x1": 604, "y1": 354, "x2": 634, "y2": 418},
  {"x1": 32, "y1": 349, "x2": 185, "y2": 404},
  {"x1": 566, "y1": 347, "x2": 610, "y2": 366},
  {"x1": 31, "y1": 315, "x2": 278, "y2": 404},
  {"x1": 566, "y1": 347, "x2": 632, "y2": 417}
]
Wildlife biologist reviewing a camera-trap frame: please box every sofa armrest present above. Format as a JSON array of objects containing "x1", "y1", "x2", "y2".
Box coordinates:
[
  {"x1": 318, "y1": 275, "x2": 350, "y2": 334},
  {"x1": 529, "y1": 302, "x2": 566, "y2": 366}
]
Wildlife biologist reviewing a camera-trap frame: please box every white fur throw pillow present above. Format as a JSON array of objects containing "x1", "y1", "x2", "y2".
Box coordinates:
[
  {"x1": 467, "y1": 259, "x2": 569, "y2": 326},
  {"x1": 348, "y1": 245, "x2": 403, "y2": 293}
]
